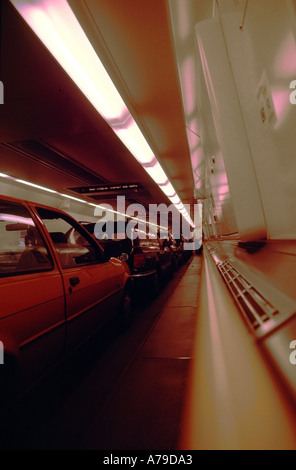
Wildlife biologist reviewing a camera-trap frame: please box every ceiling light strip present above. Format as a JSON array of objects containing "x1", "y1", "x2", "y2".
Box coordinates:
[
  {"x1": 0, "y1": 172, "x2": 169, "y2": 231},
  {"x1": 10, "y1": 0, "x2": 194, "y2": 227}
]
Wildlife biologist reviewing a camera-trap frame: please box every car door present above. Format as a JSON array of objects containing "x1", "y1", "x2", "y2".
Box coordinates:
[
  {"x1": 35, "y1": 206, "x2": 122, "y2": 352},
  {"x1": 0, "y1": 198, "x2": 66, "y2": 392}
]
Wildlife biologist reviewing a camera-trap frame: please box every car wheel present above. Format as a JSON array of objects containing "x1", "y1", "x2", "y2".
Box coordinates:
[{"x1": 119, "y1": 284, "x2": 133, "y2": 330}]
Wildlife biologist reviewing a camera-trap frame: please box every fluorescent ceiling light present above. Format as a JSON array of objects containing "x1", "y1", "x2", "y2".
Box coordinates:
[
  {"x1": 169, "y1": 194, "x2": 181, "y2": 205},
  {"x1": 10, "y1": 0, "x2": 194, "y2": 226},
  {"x1": 1, "y1": 172, "x2": 190, "y2": 233},
  {"x1": 15, "y1": 178, "x2": 57, "y2": 193},
  {"x1": 11, "y1": 0, "x2": 127, "y2": 121},
  {"x1": 144, "y1": 161, "x2": 168, "y2": 186},
  {"x1": 162, "y1": 182, "x2": 177, "y2": 198},
  {"x1": 60, "y1": 193, "x2": 87, "y2": 204},
  {"x1": 115, "y1": 123, "x2": 155, "y2": 165}
]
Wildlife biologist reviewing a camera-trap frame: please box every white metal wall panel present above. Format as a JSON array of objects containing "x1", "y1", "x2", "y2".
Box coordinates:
[{"x1": 217, "y1": 0, "x2": 296, "y2": 239}]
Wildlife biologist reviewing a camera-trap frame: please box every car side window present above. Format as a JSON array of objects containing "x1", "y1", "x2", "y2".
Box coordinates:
[
  {"x1": 36, "y1": 207, "x2": 105, "y2": 268},
  {"x1": 0, "y1": 201, "x2": 53, "y2": 276}
]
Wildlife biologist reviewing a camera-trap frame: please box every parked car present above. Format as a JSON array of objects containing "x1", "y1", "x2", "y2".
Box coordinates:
[
  {"x1": 158, "y1": 233, "x2": 184, "y2": 271},
  {"x1": 82, "y1": 220, "x2": 174, "y2": 297},
  {"x1": 173, "y1": 235, "x2": 194, "y2": 262},
  {"x1": 0, "y1": 195, "x2": 133, "y2": 403}
]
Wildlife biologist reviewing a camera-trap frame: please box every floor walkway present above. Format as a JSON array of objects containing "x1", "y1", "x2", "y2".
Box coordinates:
[{"x1": 80, "y1": 255, "x2": 202, "y2": 450}]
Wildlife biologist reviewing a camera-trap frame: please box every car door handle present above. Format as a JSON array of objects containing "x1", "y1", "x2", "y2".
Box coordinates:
[{"x1": 69, "y1": 276, "x2": 80, "y2": 287}]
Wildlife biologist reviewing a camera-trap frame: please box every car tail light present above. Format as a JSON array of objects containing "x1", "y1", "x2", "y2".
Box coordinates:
[{"x1": 133, "y1": 253, "x2": 146, "y2": 269}]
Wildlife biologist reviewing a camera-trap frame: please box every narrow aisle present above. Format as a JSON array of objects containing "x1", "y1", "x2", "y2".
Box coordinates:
[{"x1": 80, "y1": 255, "x2": 203, "y2": 450}]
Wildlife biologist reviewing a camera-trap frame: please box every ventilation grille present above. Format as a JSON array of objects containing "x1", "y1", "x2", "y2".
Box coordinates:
[{"x1": 217, "y1": 260, "x2": 280, "y2": 336}]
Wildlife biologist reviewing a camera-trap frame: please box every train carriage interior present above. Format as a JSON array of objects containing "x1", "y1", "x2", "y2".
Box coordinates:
[{"x1": 1, "y1": 0, "x2": 296, "y2": 451}]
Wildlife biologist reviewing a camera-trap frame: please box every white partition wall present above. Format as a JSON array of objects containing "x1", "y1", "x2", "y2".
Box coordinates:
[
  {"x1": 216, "y1": 0, "x2": 296, "y2": 240},
  {"x1": 195, "y1": 16, "x2": 267, "y2": 242}
]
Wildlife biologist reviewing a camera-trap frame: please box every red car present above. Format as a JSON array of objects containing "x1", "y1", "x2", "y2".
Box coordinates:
[
  {"x1": 0, "y1": 195, "x2": 132, "y2": 403},
  {"x1": 82, "y1": 221, "x2": 174, "y2": 297}
]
